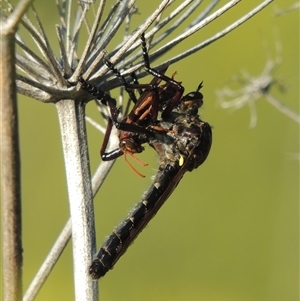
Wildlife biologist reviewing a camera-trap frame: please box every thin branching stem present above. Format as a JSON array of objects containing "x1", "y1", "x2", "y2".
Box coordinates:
[
  {"x1": 265, "y1": 93, "x2": 300, "y2": 123},
  {"x1": 89, "y1": 0, "x2": 171, "y2": 79},
  {"x1": 162, "y1": 0, "x2": 275, "y2": 67},
  {"x1": 93, "y1": 0, "x2": 243, "y2": 82},
  {"x1": 75, "y1": 0, "x2": 106, "y2": 74},
  {"x1": 15, "y1": 38, "x2": 53, "y2": 77},
  {"x1": 19, "y1": 14, "x2": 65, "y2": 85},
  {"x1": 143, "y1": 0, "x2": 243, "y2": 63},
  {"x1": 113, "y1": 0, "x2": 273, "y2": 80}
]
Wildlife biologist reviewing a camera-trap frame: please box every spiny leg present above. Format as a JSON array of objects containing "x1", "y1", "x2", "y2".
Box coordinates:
[
  {"x1": 140, "y1": 33, "x2": 185, "y2": 118},
  {"x1": 105, "y1": 60, "x2": 139, "y2": 104}
]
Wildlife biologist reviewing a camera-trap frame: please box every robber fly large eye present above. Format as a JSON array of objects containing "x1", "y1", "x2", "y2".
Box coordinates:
[
  {"x1": 180, "y1": 82, "x2": 204, "y2": 115},
  {"x1": 180, "y1": 91, "x2": 203, "y2": 115}
]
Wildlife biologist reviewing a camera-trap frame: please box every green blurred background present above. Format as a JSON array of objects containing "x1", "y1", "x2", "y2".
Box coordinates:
[{"x1": 3, "y1": 1, "x2": 299, "y2": 300}]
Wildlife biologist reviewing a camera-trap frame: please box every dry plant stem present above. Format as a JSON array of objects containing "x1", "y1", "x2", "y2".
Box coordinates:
[
  {"x1": 112, "y1": 0, "x2": 271, "y2": 78},
  {"x1": 165, "y1": 0, "x2": 274, "y2": 66},
  {"x1": 55, "y1": 100, "x2": 98, "y2": 301},
  {"x1": 23, "y1": 159, "x2": 116, "y2": 301},
  {"x1": 89, "y1": 0, "x2": 171, "y2": 79},
  {"x1": 1, "y1": 0, "x2": 35, "y2": 298},
  {"x1": 142, "y1": 0, "x2": 243, "y2": 63},
  {"x1": 1, "y1": 28, "x2": 22, "y2": 301},
  {"x1": 75, "y1": 0, "x2": 106, "y2": 74}
]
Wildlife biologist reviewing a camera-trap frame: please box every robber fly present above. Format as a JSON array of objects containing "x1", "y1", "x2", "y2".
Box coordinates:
[
  {"x1": 78, "y1": 33, "x2": 212, "y2": 279},
  {"x1": 89, "y1": 82, "x2": 212, "y2": 279}
]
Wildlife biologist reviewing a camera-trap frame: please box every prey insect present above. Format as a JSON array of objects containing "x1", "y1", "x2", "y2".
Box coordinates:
[
  {"x1": 79, "y1": 33, "x2": 203, "y2": 176},
  {"x1": 78, "y1": 74, "x2": 154, "y2": 177}
]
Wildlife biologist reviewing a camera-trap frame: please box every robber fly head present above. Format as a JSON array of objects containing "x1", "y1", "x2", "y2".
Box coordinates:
[{"x1": 179, "y1": 81, "x2": 204, "y2": 116}]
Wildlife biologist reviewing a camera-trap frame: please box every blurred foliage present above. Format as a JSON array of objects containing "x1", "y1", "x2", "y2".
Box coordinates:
[{"x1": 3, "y1": 0, "x2": 298, "y2": 300}]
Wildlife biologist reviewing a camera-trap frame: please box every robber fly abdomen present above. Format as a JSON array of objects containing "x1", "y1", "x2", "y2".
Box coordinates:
[{"x1": 89, "y1": 164, "x2": 180, "y2": 279}]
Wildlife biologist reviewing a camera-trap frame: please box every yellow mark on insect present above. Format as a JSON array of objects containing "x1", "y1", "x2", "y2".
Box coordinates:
[{"x1": 179, "y1": 155, "x2": 184, "y2": 166}]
